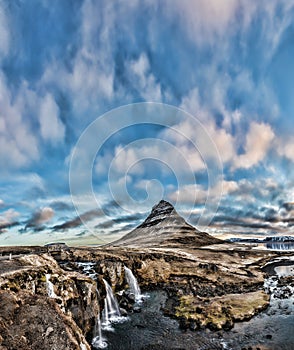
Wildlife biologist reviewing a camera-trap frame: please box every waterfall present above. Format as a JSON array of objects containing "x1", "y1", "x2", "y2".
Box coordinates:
[
  {"x1": 80, "y1": 343, "x2": 87, "y2": 350},
  {"x1": 102, "y1": 279, "x2": 121, "y2": 329},
  {"x1": 92, "y1": 289, "x2": 107, "y2": 349},
  {"x1": 45, "y1": 274, "x2": 57, "y2": 298},
  {"x1": 124, "y1": 266, "x2": 142, "y2": 301}
]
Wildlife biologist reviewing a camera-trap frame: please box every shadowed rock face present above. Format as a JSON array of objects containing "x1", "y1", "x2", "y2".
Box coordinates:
[
  {"x1": 0, "y1": 254, "x2": 95, "y2": 350},
  {"x1": 110, "y1": 200, "x2": 222, "y2": 248}
]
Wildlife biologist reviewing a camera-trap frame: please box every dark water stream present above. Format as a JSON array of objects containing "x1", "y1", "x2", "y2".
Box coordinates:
[
  {"x1": 71, "y1": 258, "x2": 293, "y2": 350},
  {"x1": 219, "y1": 259, "x2": 294, "y2": 350},
  {"x1": 104, "y1": 290, "x2": 225, "y2": 350},
  {"x1": 101, "y1": 258, "x2": 294, "y2": 350}
]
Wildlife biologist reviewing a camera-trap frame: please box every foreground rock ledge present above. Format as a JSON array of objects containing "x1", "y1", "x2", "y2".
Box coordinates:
[{"x1": 0, "y1": 254, "x2": 94, "y2": 350}]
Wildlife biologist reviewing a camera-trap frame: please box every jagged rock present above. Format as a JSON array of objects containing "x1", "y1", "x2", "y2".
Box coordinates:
[
  {"x1": 97, "y1": 261, "x2": 125, "y2": 289},
  {"x1": 0, "y1": 254, "x2": 95, "y2": 349},
  {"x1": 133, "y1": 306, "x2": 142, "y2": 313},
  {"x1": 0, "y1": 290, "x2": 91, "y2": 350},
  {"x1": 126, "y1": 292, "x2": 136, "y2": 303},
  {"x1": 119, "y1": 307, "x2": 128, "y2": 316},
  {"x1": 45, "y1": 326, "x2": 54, "y2": 337}
]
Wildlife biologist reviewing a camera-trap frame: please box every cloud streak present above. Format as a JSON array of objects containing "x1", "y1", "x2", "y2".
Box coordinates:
[
  {"x1": 52, "y1": 209, "x2": 104, "y2": 231},
  {"x1": 25, "y1": 207, "x2": 54, "y2": 230}
]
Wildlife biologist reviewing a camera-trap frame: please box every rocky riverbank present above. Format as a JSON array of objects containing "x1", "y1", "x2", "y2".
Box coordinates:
[
  {"x1": 0, "y1": 244, "x2": 292, "y2": 349},
  {"x1": 63, "y1": 245, "x2": 282, "y2": 331}
]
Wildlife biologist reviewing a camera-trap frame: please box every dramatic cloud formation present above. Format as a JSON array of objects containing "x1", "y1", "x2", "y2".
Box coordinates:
[
  {"x1": 52, "y1": 209, "x2": 104, "y2": 232},
  {"x1": 25, "y1": 207, "x2": 54, "y2": 230},
  {"x1": 0, "y1": 0, "x2": 294, "y2": 245},
  {"x1": 0, "y1": 209, "x2": 20, "y2": 233},
  {"x1": 233, "y1": 122, "x2": 275, "y2": 169}
]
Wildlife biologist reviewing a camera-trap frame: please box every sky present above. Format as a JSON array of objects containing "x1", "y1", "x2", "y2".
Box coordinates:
[{"x1": 0, "y1": 0, "x2": 294, "y2": 246}]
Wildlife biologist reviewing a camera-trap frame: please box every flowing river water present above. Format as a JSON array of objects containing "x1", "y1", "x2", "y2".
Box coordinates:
[{"x1": 74, "y1": 257, "x2": 293, "y2": 350}]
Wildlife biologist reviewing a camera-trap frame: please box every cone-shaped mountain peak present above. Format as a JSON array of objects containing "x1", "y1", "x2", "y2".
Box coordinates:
[
  {"x1": 152, "y1": 199, "x2": 174, "y2": 211},
  {"x1": 137, "y1": 200, "x2": 181, "y2": 228},
  {"x1": 109, "y1": 199, "x2": 222, "y2": 248}
]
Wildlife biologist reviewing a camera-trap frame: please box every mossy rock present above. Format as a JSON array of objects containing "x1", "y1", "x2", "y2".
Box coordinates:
[{"x1": 175, "y1": 290, "x2": 270, "y2": 330}]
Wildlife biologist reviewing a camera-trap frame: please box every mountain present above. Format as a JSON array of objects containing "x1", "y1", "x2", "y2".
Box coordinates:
[
  {"x1": 228, "y1": 236, "x2": 294, "y2": 243},
  {"x1": 109, "y1": 200, "x2": 222, "y2": 248}
]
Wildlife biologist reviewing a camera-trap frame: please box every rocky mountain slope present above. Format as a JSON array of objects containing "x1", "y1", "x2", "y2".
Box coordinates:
[{"x1": 110, "y1": 200, "x2": 222, "y2": 248}]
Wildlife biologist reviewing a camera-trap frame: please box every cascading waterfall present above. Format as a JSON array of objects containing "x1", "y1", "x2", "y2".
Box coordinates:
[
  {"x1": 124, "y1": 266, "x2": 142, "y2": 301},
  {"x1": 45, "y1": 274, "x2": 57, "y2": 298},
  {"x1": 92, "y1": 289, "x2": 107, "y2": 349},
  {"x1": 102, "y1": 279, "x2": 122, "y2": 329},
  {"x1": 74, "y1": 262, "x2": 132, "y2": 347}
]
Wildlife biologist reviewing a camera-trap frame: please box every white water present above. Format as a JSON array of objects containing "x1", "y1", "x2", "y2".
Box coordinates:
[
  {"x1": 76, "y1": 262, "x2": 97, "y2": 280},
  {"x1": 45, "y1": 274, "x2": 57, "y2": 298},
  {"x1": 102, "y1": 279, "x2": 123, "y2": 330},
  {"x1": 264, "y1": 262, "x2": 294, "y2": 306},
  {"x1": 92, "y1": 289, "x2": 108, "y2": 349},
  {"x1": 124, "y1": 266, "x2": 142, "y2": 302}
]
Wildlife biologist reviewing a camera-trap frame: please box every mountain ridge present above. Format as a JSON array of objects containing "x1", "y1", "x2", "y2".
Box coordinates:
[{"x1": 109, "y1": 200, "x2": 222, "y2": 248}]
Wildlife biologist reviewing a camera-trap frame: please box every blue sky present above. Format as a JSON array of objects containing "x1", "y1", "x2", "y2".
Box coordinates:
[{"x1": 0, "y1": 0, "x2": 294, "y2": 246}]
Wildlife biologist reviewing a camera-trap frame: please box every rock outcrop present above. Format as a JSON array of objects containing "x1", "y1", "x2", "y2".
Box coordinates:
[
  {"x1": 174, "y1": 290, "x2": 270, "y2": 331},
  {"x1": 0, "y1": 254, "x2": 97, "y2": 350}
]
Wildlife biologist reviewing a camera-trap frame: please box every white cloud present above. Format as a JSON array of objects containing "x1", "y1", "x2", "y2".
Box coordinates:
[
  {"x1": 168, "y1": 180, "x2": 238, "y2": 205},
  {"x1": 128, "y1": 53, "x2": 162, "y2": 101},
  {"x1": 130, "y1": 53, "x2": 149, "y2": 78},
  {"x1": 221, "y1": 180, "x2": 239, "y2": 194},
  {"x1": 180, "y1": 88, "x2": 205, "y2": 122},
  {"x1": 168, "y1": 183, "x2": 205, "y2": 204},
  {"x1": 204, "y1": 122, "x2": 236, "y2": 164},
  {"x1": 103, "y1": 139, "x2": 204, "y2": 181},
  {"x1": 163, "y1": 114, "x2": 235, "y2": 166},
  {"x1": 166, "y1": 0, "x2": 238, "y2": 45},
  {"x1": 233, "y1": 122, "x2": 275, "y2": 169},
  {"x1": 0, "y1": 74, "x2": 39, "y2": 169},
  {"x1": 259, "y1": 1, "x2": 294, "y2": 61},
  {"x1": 178, "y1": 86, "x2": 237, "y2": 164},
  {"x1": 0, "y1": 199, "x2": 4, "y2": 207},
  {"x1": 277, "y1": 138, "x2": 294, "y2": 162},
  {"x1": 112, "y1": 145, "x2": 143, "y2": 174},
  {"x1": 165, "y1": 0, "x2": 294, "y2": 60},
  {"x1": 32, "y1": 207, "x2": 54, "y2": 226},
  {"x1": 0, "y1": 208, "x2": 19, "y2": 226},
  {"x1": 39, "y1": 94, "x2": 65, "y2": 144},
  {"x1": 40, "y1": 1, "x2": 116, "y2": 118}
]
